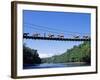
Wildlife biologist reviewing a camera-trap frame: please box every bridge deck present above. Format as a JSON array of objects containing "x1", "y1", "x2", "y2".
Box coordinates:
[{"x1": 23, "y1": 36, "x2": 91, "y2": 41}]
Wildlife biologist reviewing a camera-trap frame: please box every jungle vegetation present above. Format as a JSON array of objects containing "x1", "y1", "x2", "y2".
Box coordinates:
[
  {"x1": 23, "y1": 44, "x2": 41, "y2": 65},
  {"x1": 42, "y1": 41, "x2": 91, "y2": 64},
  {"x1": 23, "y1": 41, "x2": 91, "y2": 65}
]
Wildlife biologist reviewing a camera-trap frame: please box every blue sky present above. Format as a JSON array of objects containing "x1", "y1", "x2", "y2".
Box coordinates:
[{"x1": 23, "y1": 10, "x2": 91, "y2": 58}]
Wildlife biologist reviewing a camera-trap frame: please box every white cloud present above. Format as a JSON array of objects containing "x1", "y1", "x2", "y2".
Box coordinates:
[{"x1": 39, "y1": 53, "x2": 54, "y2": 58}]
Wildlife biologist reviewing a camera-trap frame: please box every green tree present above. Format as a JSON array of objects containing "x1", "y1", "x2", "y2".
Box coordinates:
[
  {"x1": 42, "y1": 41, "x2": 91, "y2": 64},
  {"x1": 23, "y1": 44, "x2": 41, "y2": 64}
]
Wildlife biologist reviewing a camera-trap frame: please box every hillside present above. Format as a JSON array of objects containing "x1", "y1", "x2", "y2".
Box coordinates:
[
  {"x1": 23, "y1": 44, "x2": 41, "y2": 65},
  {"x1": 42, "y1": 41, "x2": 91, "y2": 64}
]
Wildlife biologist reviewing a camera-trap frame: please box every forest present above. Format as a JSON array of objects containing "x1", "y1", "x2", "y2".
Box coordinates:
[
  {"x1": 42, "y1": 41, "x2": 91, "y2": 64},
  {"x1": 23, "y1": 41, "x2": 91, "y2": 65},
  {"x1": 23, "y1": 44, "x2": 41, "y2": 65}
]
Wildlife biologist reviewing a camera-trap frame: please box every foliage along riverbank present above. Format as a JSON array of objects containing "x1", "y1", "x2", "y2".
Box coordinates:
[
  {"x1": 42, "y1": 41, "x2": 91, "y2": 64},
  {"x1": 23, "y1": 44, "x2": 41, "y2": 65},
  {"x1": 23, "y1": 41, "x2": 91, "y2": 65}
]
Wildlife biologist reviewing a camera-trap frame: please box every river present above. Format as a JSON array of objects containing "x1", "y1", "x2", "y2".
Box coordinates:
[{"x1": 23, "y1": 62, "x2": 90, "y2": 69}]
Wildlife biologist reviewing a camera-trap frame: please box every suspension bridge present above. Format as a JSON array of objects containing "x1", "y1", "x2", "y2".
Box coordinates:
[
  {"x1": 23, "y1": 35, "x2": 90, "y2": 41},
  {"x1": 23, "y1": 23, "x2": 91, "y2": 41}
]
